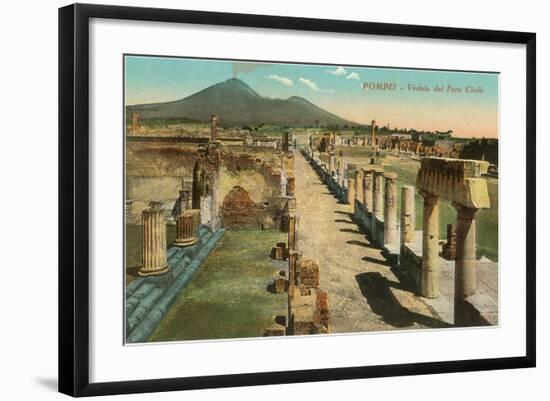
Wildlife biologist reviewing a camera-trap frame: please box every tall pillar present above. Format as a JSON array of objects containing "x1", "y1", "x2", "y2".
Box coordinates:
[
  {"x1": 371, "y1": 171, "x2": 384, "y2": 235},
  {"x1": 383, "y1": 173, "x2": 398, "y2": 246},
  {"x1": 346, "y1": 178, "x2": 356, "y2": 205},
  {"x1": 371, "y1": 119, "x2": 376, "y2": 146},
  {"x1": 400, "y1": 185, "x2": 416, "y2": 251},
  {"x1": 138, "y1": 204, "x2": 169, "y2": 277},
  {"x1": 420, "y1": 192, "x2": 440, "y2": 298},
  {"x1": 355, "y1": 169, "x2": 364, "y2": 203},
  {"x1": 174, "y1": 209, "x2": 201, "y2": 247},
  {"x1": 363, "y1": 170, "x2": 373, "y2": 213},
  {"x1": 454, "y1": 204, "x2": 479, "y2": 325}
]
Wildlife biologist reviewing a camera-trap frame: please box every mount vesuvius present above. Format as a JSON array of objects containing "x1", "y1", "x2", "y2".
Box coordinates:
[{"x1": 126, "y1": 78, "x2": 357, "y2": 128}]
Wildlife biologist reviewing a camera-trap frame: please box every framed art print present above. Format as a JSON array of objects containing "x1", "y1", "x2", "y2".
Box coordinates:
[{"x1": 58, "y1": 3, "x2": 536, "y2": 397}]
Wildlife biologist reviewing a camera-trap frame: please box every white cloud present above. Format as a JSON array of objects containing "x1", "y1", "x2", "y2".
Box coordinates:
[
  {"x1": 327, "y1": 66, "x2": 347, "y2": 76},
  {"x1": 266, "y1": 74, "x2": 294, "y2": 87},
  {"x1": 298, "y1": 78, "x2": 333, "y2": 93},
  {"x1": 346, "y1": 72, "x2": 361, "y2": 80}
]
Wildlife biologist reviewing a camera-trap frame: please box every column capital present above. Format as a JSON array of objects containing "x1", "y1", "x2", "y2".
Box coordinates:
[
  {"x1": 419, "y1": 190, "x2": 439, "y2": 204},
  {"x1": 383, "y1": 172, "x2": 397, "y2": 181},
  {"x1": 452, "y1": 202, "x2": 479, "y2": 218}
]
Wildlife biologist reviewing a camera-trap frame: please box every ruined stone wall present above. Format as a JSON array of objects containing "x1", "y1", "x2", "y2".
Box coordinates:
[
  {"x1": 126, "y1": 140, "x2": 200, "y2": 224},
  {"x1": 218, "y1": 151, "x2": 285, "y2": 230}
]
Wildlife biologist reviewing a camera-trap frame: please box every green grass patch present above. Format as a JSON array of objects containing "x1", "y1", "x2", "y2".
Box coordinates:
[{"x1": 148, "y1": 230, "x2": 288, "y2": 342}]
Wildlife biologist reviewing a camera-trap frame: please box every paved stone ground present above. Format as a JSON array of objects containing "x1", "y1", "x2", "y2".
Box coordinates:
[{"x1": 293, "y1": 151, "x2": 449, "y2": 333}]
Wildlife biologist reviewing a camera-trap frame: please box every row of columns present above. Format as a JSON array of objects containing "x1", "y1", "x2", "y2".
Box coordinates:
[{"x1": 318, "y1": 153, "x2": 486, "y2": 326}]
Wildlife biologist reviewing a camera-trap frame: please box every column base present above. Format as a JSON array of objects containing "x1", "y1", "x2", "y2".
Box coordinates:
[
  {"x1": 173, "y1": 237, "x2": 198, "y2": 247},
  {"x1": 137, "y1": 265, "x2": 170, "y2": 277}
]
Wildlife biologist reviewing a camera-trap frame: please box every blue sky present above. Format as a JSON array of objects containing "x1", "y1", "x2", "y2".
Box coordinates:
[{"x1": 125, "y1": 55, "x2": 499, "y2": 138}]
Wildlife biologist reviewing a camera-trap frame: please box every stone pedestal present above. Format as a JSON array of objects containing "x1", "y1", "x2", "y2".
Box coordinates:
[
  {"x1": 400, "y1": 186, "x2": 416, "y2": 249},
  {"x1": 420, "y1": 192, "x2": 439, "y2": 298},
  {"x1": 138, "y1": 206, "x2": 169, "y2": 277},
  {"x1": 355, "y1": 169, "x2": 364, "y2": 203},
  {"x1": 174, "y1": 209, "x2": 200, "y2": 247},
  {"x1": 383, "y1": 173, "x2": 398, "y2": 246},
  {"x1": 371, "y1": 172, "x2": 384, "y2": 234},
  {"x1": 363, "y1": 170, "x2": 373, "y2": 213},
  {"x1": 454, "y1": 205, "x2": 479, "y2": 325},
  {"x1": 346, "y1": 178, "x2": 356, "y2": 205}
]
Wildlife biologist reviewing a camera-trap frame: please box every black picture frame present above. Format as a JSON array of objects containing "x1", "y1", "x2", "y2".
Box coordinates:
[{"x1": 58, "y1": 3, "x2": 536, "y2": 397}]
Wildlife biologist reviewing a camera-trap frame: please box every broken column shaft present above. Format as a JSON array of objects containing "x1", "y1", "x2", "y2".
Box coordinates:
[
  {"x1": 174, "y1": 209, "x2": 201, "y2": 247},
  {"x1": 139, "y1": 205, "x2": 169, "y2": 277},
  {"x1": 383, "y1": 172, "x2": 398, "y2": 246},
  {"x1": 400, "y1": 185, "x2": 416, "y2": 250},
  {"x1": 420, "y1": 192, "x2": 439, "y2": 298},
  {"x1": 363, "y1": 170, "x2": 374, "y2": 213},
  {"x1": 371, "y1": 171, "x2": 384, "y2": 235},
  {"x1": 355, "y1": 169, "x2": 365, "y2": 204},
  {"x1": 346, "y1": 178, "x2": 356, "y2": 205}
]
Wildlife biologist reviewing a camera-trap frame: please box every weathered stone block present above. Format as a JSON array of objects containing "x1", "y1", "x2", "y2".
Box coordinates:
[
  {"x1": 299, "y1": 259, "x2": 320, "y2": 288},
  {"x1": 416, "y1": 157, "x2": 490, "y2": 209}
]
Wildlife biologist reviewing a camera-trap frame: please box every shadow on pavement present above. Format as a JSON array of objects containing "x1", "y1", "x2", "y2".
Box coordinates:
[{"x1": 355, "y1": 272, "x2": 452, "y2": 329}]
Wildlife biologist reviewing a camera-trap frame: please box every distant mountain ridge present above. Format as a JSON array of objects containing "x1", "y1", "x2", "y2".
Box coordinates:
[{"x1": 126, "y1": 78, "x2": 356, "y2": 127}]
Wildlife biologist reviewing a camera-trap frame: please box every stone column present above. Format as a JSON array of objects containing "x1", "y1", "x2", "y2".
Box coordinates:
[
  {"x1": 454, "y1": 204, "x2": 478, "y2": 325},
  {"x1": 288, "y1": 215, "x2": 297, "y2": 251},
  {"x1": 371, "y1": 171, "x2": 384, "y2": 235},
  {"x1": 371, "y1": 120, "x2": 376, "y2": 146},
  {"x1": 363, "y1": 170, "x2": 373, "y2": 213},
  {"x1": 174, "y1": 209, "x2": 200, "y2": 247},
  {"x1": 338, "y1": 160, "x2": 346, "y2": 187},
  {"x1": 420, "y1": 192, "x2": 440, "y2": 298},
  {"x1": 329, "y1": 153, "x2": 336, "y2": 177},
  {"x1": 346, "y1": 178, "x2": 356, "y2": 205},
  {"x1": 400, "y1": 185, "x2": 416, "y2": 250},
  {"x1": 355, "y1": 169, "x2": 364, "y2": 203},
  {"x1": 383, "y1": 173, "x2": 398, "y2": 246},
  {"x1": 138, "y1": 205, "x2": 169, "y2": 277}
]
